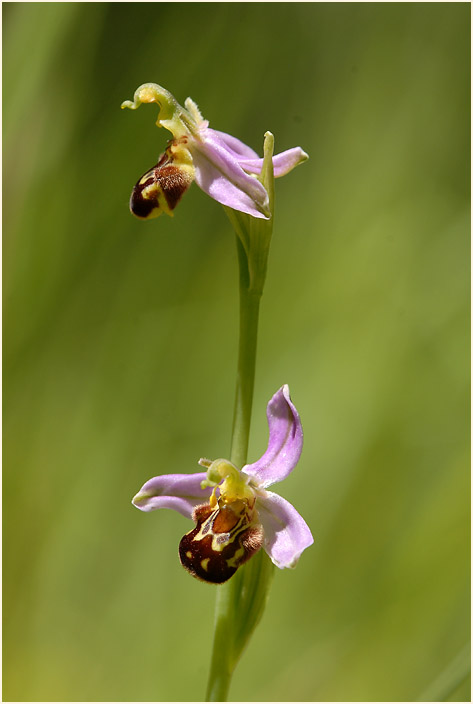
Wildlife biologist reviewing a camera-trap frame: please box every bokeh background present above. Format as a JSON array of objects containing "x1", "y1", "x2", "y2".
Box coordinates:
[{"x1": 3, "y1": 3, "x2": 470, "y2": 702}]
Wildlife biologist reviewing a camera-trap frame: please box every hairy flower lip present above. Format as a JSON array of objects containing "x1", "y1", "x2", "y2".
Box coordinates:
[{"x1": 132, "y1": 385, "x2": 313, "y2": 571}]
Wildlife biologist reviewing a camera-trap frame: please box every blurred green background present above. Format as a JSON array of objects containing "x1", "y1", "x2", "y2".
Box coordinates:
[{"x1": 3, "y1": 3, "x2": 470, "y2": 702}]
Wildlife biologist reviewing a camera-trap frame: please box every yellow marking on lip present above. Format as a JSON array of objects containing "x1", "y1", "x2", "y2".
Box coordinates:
[
  {"x1": 139, "y1": 172, "x2": 154, "y2": 185},
  {"x1": 186, "y1": 551, "x2": 192, "y2": 559},
  {"x1": 201, "y1": 558, "x2": 210, "y2": 571},
  {"x1": 226, "y1": 545, "x2": 245, "y2": 569}
]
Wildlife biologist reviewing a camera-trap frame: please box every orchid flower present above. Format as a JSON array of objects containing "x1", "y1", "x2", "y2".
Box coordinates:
[
  {"x1": 121, "y1": 83, "x2": 308, "y2": 220},
  {"x1": 133, "y1": 385, "x2": 313, "y2": 584}
]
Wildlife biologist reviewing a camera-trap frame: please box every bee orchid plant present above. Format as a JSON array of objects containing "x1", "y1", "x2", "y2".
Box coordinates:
[{"x1": 122, "y1": 83, "x2": 312, "y2": 702}]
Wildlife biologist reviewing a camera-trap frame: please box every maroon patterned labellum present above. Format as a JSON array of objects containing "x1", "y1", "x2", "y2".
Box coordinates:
[
  {"x1": 179, "y1": 500, "x2": 263, "y2": 584},
  {"x1": 129, "y1": 141, "x2": 194, "y2": 220}
]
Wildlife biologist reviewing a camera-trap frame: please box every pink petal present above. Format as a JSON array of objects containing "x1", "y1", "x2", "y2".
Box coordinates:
[
  {"x1": 238, "y1": 147, "x2": 309, "y2": 178},
  {"x1": 192, "y1": 128, "x2": 270, "y2": 218},
  {"x1": 211, "y1": 130, "x2": 260, "y2": 159},
  {"x1": 257, "y1": 490, "x2": 313, "y2": 569},
  {"x1": 132, "y1": 472, "x2": 210, "y2": 518},
  {"x1": 243, "y1": 385, "x2": 303, "y2": 488},
  {"x1": 193, "y1": 155, "x2": 269, "y2": 218}
]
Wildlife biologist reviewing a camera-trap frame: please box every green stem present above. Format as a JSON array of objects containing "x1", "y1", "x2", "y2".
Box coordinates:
[
  {"x1": 230, "y1": 235, "x2": 261, "y2": 469},
  {"x1": 206, "y1": 134, "x2": 276, "y2": 702},
  {"x1": 205, "y1": 237, "x2": 263, "y2": 703}
]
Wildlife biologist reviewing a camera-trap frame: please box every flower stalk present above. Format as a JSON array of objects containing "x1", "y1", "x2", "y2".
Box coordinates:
[
  {"x1": 231, "y1": 252, "x2": 260, "y2": 468},
  {"x1": 205, "y1": 133, "x2": 276, "y2": 702}
]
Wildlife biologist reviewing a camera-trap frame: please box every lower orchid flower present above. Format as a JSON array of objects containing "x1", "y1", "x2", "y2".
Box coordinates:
[
  {"x1": 132, "y1": 385, "x2": 313, "y2": 584},
  {"x1": 121, "y1": 83, "x2": 308, "y2": 220}
]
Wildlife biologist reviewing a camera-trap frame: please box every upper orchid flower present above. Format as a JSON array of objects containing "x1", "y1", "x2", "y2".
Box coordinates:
[
  {"x1": 132, "y1": 385, "x2": 313, "y2": 584},
  {"x1": 121, "y1": 83, "x2": 308, "y2": 220}
]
